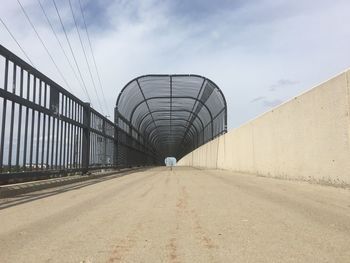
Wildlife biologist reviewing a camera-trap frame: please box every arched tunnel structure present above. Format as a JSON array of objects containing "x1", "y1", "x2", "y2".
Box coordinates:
[{"x1": 115, "y1": 74, "x2": 227, "y2": 166}]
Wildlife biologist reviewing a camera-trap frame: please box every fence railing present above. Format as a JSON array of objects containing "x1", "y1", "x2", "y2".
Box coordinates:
[{"x1": 0, "y1": 45, "x2": 157, "y2": 184}]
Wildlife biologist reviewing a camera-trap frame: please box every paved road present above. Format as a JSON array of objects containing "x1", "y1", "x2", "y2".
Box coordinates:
[{"x1": 0, "y1": 167, "x2": 349, "y2": 262}]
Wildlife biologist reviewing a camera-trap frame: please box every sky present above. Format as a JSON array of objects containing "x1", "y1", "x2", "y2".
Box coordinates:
[{"x1": 0, "y1": 0, "x2": 349, "y2": 129}]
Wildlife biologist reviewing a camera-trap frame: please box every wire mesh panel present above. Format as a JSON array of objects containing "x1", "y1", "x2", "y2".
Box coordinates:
[{"x1": 116, "y1": 75, "x2": 227, "y2": 165}]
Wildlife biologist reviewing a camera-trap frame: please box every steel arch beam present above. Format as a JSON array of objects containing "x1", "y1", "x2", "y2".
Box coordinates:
[
  {"x1": 142, "y1": 118, "x2": 199, "y2": 139},
  {"x1": 129, "y1": 96, "x2": 214, "y2": 129},
  {"x1": 146, "y1": 124, "x2": 197, "y2": 146},
  {"x1": 137, "y1": 109, "x2": 205, "y2": 134},
  {"x1": 115, "y1": 74, "x2": 227, "y2": 164}
]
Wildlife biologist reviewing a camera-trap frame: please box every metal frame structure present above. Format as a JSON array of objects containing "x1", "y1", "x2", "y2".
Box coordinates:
[
  {"x1": 116, "y1": 75, "x2": 227, "y2": 164},
  {"x1": 0, "y1": 45, "x2": 227, "y2": 184}
]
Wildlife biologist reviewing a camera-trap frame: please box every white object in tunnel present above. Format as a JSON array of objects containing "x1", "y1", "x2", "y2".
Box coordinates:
[{"x1": 165, "y1": 157, "x2": 177, "y2": 166}]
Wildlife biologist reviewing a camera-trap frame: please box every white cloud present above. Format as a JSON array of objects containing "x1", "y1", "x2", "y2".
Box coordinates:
[{"x1": 0, "y1": 0, "x2": 349, "y2": 128}]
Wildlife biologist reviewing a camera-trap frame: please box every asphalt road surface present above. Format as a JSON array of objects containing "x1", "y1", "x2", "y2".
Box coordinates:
[{"x1": 0, "y1": 167, "x2": 349, "y2": 262}]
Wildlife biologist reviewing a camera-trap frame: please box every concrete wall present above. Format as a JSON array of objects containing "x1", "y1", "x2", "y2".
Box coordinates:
[{"x1": 178, "y1": 70, "x2": 350, "y2": 186}]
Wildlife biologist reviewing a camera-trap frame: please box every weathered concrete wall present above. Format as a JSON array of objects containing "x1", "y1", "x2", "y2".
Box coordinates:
[{"x1": 178, "y1": 70, "x2": 350, "y2": 186}]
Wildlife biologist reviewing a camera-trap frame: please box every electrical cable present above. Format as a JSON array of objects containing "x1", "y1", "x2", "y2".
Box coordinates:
[
  {"x1": 68, "y1": 0, "x2": 104, "y2": 114},
  {"x1": 51, "y1": 0, "x2": 92, "y2": 103},
  {"x1": 78, "y1": 0, "x2": 111, "y2": 115},
  {"x1": 0, "y1": 17, "x2": 35, "y2": 67},
  {"x1": 17, "y1": 0, "x2": 73, "y2": 92},
  {"x1": 37, "y1": 0, "x2": 86, "y2": 96}
]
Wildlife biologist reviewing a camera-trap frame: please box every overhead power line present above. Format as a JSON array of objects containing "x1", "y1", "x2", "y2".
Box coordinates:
[
  {"x1": 0, "y1": 17, "x2": 35, "y2": 67},
  {"x1": 16, "y1": 0, "x2": 72, "y2": 92},
  {"x1": 37, "y1": 0, "x2": 86, "y2": 95},
  {"x1": 51, "y1": 0, "x2": 91, "y2": 103},
  {"x1": 78, "y1": 0, "x2": 111, "y2": 114},
  {"x1": 68, "y1": 0, "x2": 104, "y2": 114}
]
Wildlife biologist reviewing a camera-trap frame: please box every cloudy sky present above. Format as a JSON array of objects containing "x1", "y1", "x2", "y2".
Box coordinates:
[{"x1": 1, "y1": 0, "x2": 349, "y2": 128}]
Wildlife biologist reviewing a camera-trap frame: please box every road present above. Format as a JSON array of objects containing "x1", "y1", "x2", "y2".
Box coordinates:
[{"x1": 0, "y1": 167, "x2": 349, "y2": 263}]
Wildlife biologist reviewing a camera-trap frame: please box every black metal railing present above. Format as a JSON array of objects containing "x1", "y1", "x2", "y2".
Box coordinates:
[{"x1": 0, "y1": 45, "x2": 157, "y2": 184}]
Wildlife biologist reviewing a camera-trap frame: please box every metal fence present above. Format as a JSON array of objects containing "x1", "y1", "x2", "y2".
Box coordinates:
[{"x1": 0, "y1": 45, "x2": 157, "y2": 184}]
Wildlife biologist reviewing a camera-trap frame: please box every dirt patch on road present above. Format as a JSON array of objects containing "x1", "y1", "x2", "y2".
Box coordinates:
[
  {"x1": 108, "y1": 222, "x2": 144, "y2": 262},
  {"x1": 166, "y1": 237, "x2": 180, "y2": 263},
  {"x1": 176, "y1": 186, "x2": 188, "y2": 211}
]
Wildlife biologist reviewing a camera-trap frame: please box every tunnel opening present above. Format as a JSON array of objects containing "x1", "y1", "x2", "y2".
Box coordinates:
[
  {"x1": 165, "y1": 157, "x2": 177, "y2": 166},
  {"x1": 115, "y1": 74, "x2": 227, "y2": 167}
]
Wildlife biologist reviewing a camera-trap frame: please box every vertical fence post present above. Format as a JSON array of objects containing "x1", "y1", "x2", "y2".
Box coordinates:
[
  {"x1": 0, "y1": 59, "x2": 9, "y2": 173},
  {"x1": 102, "y1": 118, "x2": 106, "y2": 167},
  {"x1": 114, "y1": 107, "x2": 119, "y2": 168},
  {"x1": 82, "y1": 103, "x2": 91, "y2": 173}
]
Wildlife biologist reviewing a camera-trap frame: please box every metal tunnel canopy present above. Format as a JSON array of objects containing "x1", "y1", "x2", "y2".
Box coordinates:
[{"x1": 116, "y1": 74, "x2": 227, "y2": 164}]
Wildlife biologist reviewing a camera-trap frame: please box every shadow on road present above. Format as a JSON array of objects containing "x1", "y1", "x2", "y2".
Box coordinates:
[{"x1": 0, "y1": 168, "x2": 151, "y2": 210}]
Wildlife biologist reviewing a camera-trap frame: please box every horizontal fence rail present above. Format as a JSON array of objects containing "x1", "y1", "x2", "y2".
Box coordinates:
[{"x1": 0, "y1": 45, "x2": 157, "y2": 184}]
